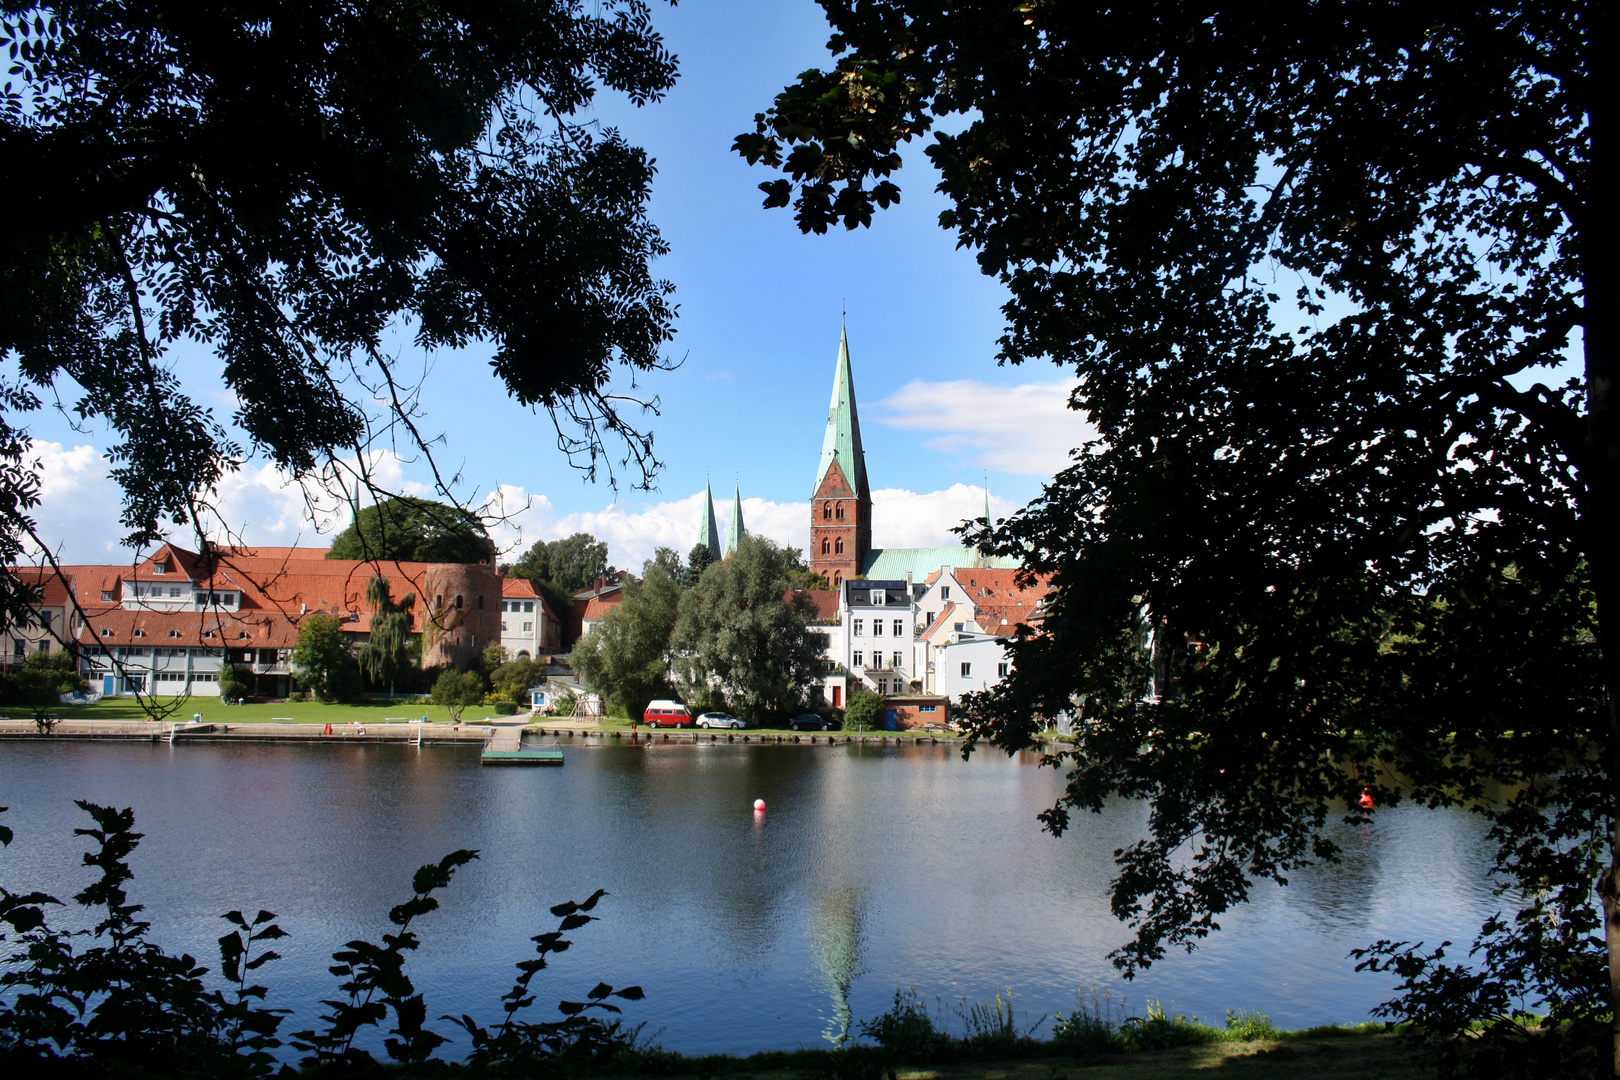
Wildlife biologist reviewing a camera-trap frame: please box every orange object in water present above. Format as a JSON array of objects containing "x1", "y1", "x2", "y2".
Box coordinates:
[
  {"x1": 324, "y1": 723, "x2": 332, "y2": 736},
  {"x1": 1357, "y1": 788, "x2": 1375, "y2": 810}
]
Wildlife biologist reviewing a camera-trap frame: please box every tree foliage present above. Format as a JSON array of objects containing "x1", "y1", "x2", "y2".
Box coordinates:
[
  {"x1": 672, "y1": 535, "x2": 821, "y2": 724},
  {"x1": 290, "y1": 613, "x2": 356, "y2": 704},
  {"x1": 216, "y1": 662, "x2": 252, "y2": 701},
  {"x1": 0, "y1": 0, "x2": 678, "y2": 630},
  {"x1": 569, "y1": 561, "x2": 680, "y2": 718},
  {"x1": 0, "y1": 803, "x2": 642, "y2": 1076},
  {"x1": 430, "y1": 668, "x2": 486, "y2": 723},
  {"x1": 510, "y1": 531, "x2": 613, "y2": 619},
  {"x1": 744, "y1": 3, "x2": 1608, "y2": 1075},
  {"x1": 328, "y1": 499, "x2": 491, "y2": 565},
  {"x1": 354, "y1": 574, "x2": 417, "y2": 695},
  {"x1": 843, "y1": 688, "x2": 883, "y2": 732},
  {"x1": 1, "y1": 648, "x2": 85, "y2": 720}
]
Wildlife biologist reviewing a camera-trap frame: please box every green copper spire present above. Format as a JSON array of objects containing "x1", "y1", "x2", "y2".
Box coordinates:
[
  {"x1": 724, "y1": 484, "x2": 746, "y2": 556},
  {"x1": 813, "y1": 324, "x2": 869, "y2": 498},
  {"x1": 697, "y1": 480, "x2": 722, "y2": 559}
]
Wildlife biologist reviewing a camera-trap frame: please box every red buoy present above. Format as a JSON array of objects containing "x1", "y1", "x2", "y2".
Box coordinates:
[{"x1": 1357, "y1": 788, "x2": 1375, "y2": 810}]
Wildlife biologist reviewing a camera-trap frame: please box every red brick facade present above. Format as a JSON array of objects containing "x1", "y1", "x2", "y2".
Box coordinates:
[{"x1": 808, "y1": 459, "x2": 871, "y2": 586}]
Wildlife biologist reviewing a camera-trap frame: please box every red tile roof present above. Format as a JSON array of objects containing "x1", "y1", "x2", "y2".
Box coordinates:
[{"x1": 791, "y1": 589, "x2": 840, "y2": 620}]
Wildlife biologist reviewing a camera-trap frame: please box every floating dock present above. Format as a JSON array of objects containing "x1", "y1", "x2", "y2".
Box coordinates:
[{"x1": 481, "y1": 748, "x2": 564, "y2": 766}]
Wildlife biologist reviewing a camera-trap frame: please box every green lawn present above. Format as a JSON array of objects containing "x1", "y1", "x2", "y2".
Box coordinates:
[{"x1": 51, "y1": 698, "x2": 489, "y2": 725}]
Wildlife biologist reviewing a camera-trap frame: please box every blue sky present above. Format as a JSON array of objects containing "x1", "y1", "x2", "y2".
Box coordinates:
[{"x1": 22, "y1": 1, "x2": 1092, "y2": 571}]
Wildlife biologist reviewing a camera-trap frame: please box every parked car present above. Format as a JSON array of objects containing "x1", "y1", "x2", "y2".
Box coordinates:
[
  {"x1": 696, "y1": 712, "x2": 744, "y2": 729},
  {"x1": 642, "y1": 700, "x2": 693, "y2": 727},
  {"x1": 789, "y1": 712, "x2": 837, "y2": 731}
]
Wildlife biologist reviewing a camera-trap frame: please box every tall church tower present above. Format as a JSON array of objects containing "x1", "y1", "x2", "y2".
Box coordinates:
[{"x1": 809, "y1": 325, "x2": 872, "y2": 585}]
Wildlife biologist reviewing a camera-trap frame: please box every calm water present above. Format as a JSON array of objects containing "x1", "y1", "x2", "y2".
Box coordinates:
[{"x1": 0, "y1": 739, "x2": 1499, "y2": 1055}]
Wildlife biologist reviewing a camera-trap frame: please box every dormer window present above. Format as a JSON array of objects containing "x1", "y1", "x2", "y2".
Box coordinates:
[
  {"x1": 168, "y1": 629, "x2": 180, "y2": 638},
  {"x1": 133, "y1": 628, "x2": 145, "y2": 638},
  {"x1": 101, "y1": 590, "x2": 114, "y2": 602},
  {"x1": 101, "y1": 627, "x2": 113, "y2": 638},
  {"x1": 203, "y1": 630, "x2": 216, "y2": 639},
  {"x1": 153, "y1": 561, "x2": 167, "y2": 574},
  {"x1": 238, "y1": 631, "x2": 249, "y2": 639}
]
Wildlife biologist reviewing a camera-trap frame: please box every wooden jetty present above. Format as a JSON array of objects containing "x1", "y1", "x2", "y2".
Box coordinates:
[{"x1": 480, "y1": 747, "x2": 564, "y2": 766}]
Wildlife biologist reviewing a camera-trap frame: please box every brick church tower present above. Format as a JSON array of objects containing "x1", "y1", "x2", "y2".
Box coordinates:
[{"x1": 809, "y1": 325, "x2": 872, "y2": 585}]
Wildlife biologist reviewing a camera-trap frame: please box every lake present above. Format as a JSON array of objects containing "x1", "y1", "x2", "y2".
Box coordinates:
[{"x1": 0, "y1": 738, "x2": 1499, "y2": 1055}]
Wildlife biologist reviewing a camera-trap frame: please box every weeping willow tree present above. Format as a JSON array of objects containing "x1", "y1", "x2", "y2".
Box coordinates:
[{"x1": 357, "y1": 575, "x2": 416, "y2": 695}]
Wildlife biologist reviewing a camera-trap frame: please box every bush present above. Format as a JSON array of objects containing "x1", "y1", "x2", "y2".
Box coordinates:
[
  {"x1": 0, "y1": 803, "x2": 644, "y2": 1076},
  {"x1": 430, "y1": 668, "x2": 487, "y2": 722},
  {"x1": 843, "y1": 689, "x2": 883, "y2": 731},
  {"x1": 1052, "y1": 989, "x2": 1127, "y2": 1055},
  {"x1": 217, "y1": 663, "x2": 253, "y2": 700},
  {"x1": 859, "y1": 989, "x2": 945, "y2": 1060}
]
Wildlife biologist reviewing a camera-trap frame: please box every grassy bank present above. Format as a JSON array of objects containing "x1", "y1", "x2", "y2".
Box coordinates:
[
  {"x1": 599, "y1": 1025, "x2": 1417, "y2": 1080},
  {"x1": 48, "y1": 697, "x2": 473, "y2": 725}
]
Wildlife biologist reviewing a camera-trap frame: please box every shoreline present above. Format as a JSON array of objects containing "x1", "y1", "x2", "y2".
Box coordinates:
[{"x1": 0, "y1": 717, "x2": 991, "y2": 748}]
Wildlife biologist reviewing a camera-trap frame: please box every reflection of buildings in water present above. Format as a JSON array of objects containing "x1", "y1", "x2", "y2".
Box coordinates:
[{"x1": 808, "y1": 885, "x2": 866, "y2": 1047}]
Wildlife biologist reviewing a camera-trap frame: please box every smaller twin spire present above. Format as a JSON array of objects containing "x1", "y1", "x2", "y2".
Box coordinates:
[{"x1": 696, "y1": 479, "x2": 747, "y2": 559}]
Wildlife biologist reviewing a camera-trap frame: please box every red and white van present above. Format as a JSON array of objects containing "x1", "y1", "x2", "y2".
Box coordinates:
[{"x1": 641, "y1": 700, "x2": 693, "y2": 727}]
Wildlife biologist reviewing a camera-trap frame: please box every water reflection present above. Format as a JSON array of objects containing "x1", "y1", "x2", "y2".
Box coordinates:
[
  {"x1": 0, "y1": 740, "x2": 1504, "y2": 1056},
  {"x1": 808, "y1": 884, "x2": 865, "y2": 1045}
]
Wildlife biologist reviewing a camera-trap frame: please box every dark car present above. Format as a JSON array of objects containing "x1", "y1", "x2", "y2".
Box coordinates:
[
  {"x1": 789, "y1": 713, "x2": 837, "y2": 731},
  {"x1": 696, "y1": 712, "x2": 744, "y2": 730}
]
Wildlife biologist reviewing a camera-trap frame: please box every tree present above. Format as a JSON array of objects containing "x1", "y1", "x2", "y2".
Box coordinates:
[
  {"x1": 3, "y1": 649, "x2": 85, "y2": 725},
  {"x1": 684, "y1": 542, "x2": 716, "y2": 587},
  {"x1": 570, "y1": 560, "x2": 680, "y2": 718},
  {"x1": 216, "y1": 663, "x2": 252, "y2": 701},
  {"x1": 510, "y1": 532, "x2": 613, "y2": 617},
  {"x1": 430, "y1": 668, "x2": 486, "y2": 722},
  {"x1": 843, "y1": 688, "x2": 883, "y2": 732},
  {"x1": 328, "y1": 499, "x2": 492, "y2": 564},
  {"x1": 291, "y1": 613, "x2": 356, "y2": 703},
  {"x1": 544, "y1": 533, "x2": 614, "y2": 593},
  {"x1": 743, "y1": 4, "x2": 1608, "y2": 1075},
  {"x1": 672, "y1": 535, "x2": 822, "y2": 725},
  {"x1": 355, "y1": 575, "x2": 417, "y2": 695},
  {"x1": 490, "y1": 656, "x2": 545, "y2": 707},
  {"x1": 1, "y1": 1, "x2": 678, "y2": 631}
]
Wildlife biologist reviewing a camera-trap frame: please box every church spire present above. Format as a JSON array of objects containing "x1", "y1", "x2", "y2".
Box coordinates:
[
  {"x1": 725, "y1": 484, "x2": 746, "y2": 556},
  {"x1": 697, "y1": 479, "x2": 721, "y2": 560},
  {"x1": 813, "y1": 322, "x2": 869, "y2": 499}
]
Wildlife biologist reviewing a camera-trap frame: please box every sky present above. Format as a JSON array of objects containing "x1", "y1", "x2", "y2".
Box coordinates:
[{"x1": 18, "y1": 1, "x2": 1096, "y2": 573}]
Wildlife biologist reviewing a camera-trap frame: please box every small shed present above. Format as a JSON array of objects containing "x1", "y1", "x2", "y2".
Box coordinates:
[{"x1": 881, "y1": 695, "x2": 951, "y2": 731}]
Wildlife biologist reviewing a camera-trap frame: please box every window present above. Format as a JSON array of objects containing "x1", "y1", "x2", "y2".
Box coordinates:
[
  {"x1": 924, "y1": 611, "x2": 934, "y2": 628},
  {"x1": 941, "y1": 587, "x2": 951, "y2": 600},
  {"x1": 823, "y1": 503, "x2": 832, "y2": 519},
  {"x1": 40, "y1": 611, "x2": 52, "y2": 630},
  {"x1": 873, "y1": 620, "x2": 883, "y2": 636},
  {"x1": 821, "y1": 537, "x2": 830, "y2": 555},
  {"x1": 12, "y1": 639, "x2": 23, "y2": 657},
  {"x1": 477, "y1": 595, "x2": 484, "y2": 610},
  {"x1": 875, "y1": 679, "x2": 887, "y2": 694},
  {"x1": 892, "y1": 651, "x2": 903, "y2": 669},
  {"x1": 522, "y1": 621, "x2": 533, "y2": 633},
  {"x1": 920, "y1": 704, "x2": 937, "y2": 713},
  {"x1": 101, "y1": 590, "x2": 114, "y2": 602},
  {"x1": 852, "y1": 651, "x2": 863, "y2": 668},
  {"x1": 38, "y1": 640, "x2": 49, "y2": 654},
  {"x1": 101, "y1": 627, "x2": 113, "y2": 638},
  {"x1": 455, "y1": 594, "x2": 464, "y2": 609},
  {"x1": 834, "y1": 537, "x2": 844, "y2": 555},
  {"x1": 523, "y1": 601, "x2": 534, "y2": 613},
  {"x1": 168, "y1": 629, "x2": 180, "y2": 638},
  {"x1": 893, "y1": 619, "x2": 904, "y2": 636},
  {"x1": 835, "y1": 503, "x2": 845, "y2": 520},
  {"x1": 133, "y1": 628, "x2": 145, "y2": 638},
  {"x1": 998, "y1": 662, "x2": 1010, "y2": 677},
  {"x1": 203, "y1": 630, "x2": 216, "y2": 639},
  {"x1": 501, "y1": 621, "x2": 508, "y2": 632},
  {"x1": 237, "y1": 631, "x2": 249, "y2": 639},
  {"x1": 169, "y1": 587, "x2": 181, "y2": 597},
  {"x1": 960, "y1": 662, "x2": 972, "y2": 677},
  {"x1": 153, "y1": 561, "x2": 167, "y2": 574},
  {"x1": 156, "y1": 671, "x2": 185, "y2": 682},
  {"x1": 852, "y1": 619, "x2": 863, "y2": 636},
  {"x1": 192, "y1": 671, "x2": 215, "y2": 682}
]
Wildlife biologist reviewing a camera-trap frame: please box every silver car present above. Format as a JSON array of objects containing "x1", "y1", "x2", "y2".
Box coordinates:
[{"x1": 696, "y1": 712, "x2": 744, "y2": 729}]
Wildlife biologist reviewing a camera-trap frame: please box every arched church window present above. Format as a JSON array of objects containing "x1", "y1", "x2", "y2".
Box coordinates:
[
  {"x1": 834, "y1": 538, "x2": 844, "y2": 555},
  {"x1": 821, "y1": 538, "x2": 830, "y2": 555},
  {"x1": 823, "y1": 503, "x2": 832, "y2": 520},
  {"x1": 835, "y1": 503, "x2": 845, "y2": 520},
  {"x1": 455, "y1": 594, "x2": 464, "y2": 609}
]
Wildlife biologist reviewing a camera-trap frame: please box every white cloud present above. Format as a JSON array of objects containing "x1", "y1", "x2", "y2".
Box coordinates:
[
  {"x1": 871, "y1": 378, "x2": 1093, "y2": 476},
  {"x1": 870, "y1": 483, "x2": 1019, "y2": 549}
]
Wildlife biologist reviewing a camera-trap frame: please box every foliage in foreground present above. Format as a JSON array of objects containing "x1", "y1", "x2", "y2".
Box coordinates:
[
  {"x1": 0, "y1": 804, "x2": 642, "y2": 1076},
  {"x1": 742, "y1": 4, "x2": 1607, "y2": 1076}
]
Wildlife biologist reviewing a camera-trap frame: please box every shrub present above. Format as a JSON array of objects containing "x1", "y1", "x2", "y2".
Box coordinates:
[
  {"x1": 843, "y1": 689, "x2": 883, "y2": 731},
  {"x1": 217, "y1": 663, "x2": 253, "y2": 700},
  {"x1": 1118, "y1": 1001, "x2": 1221, "y2": 1051},
  {"x1": 858, "y1": 989, "x2": 945, "y2": 1060},
  {"x1": 1052, "y1": 988, "x2": 1126, "y2": 1055}
]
